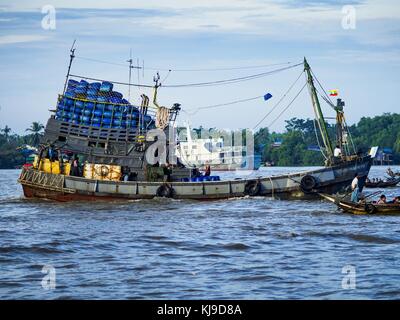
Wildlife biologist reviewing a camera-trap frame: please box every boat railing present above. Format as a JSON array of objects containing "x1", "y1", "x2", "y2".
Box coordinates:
[{"x1": 56, "y1": 119, "x2": 141, "y2": 143}]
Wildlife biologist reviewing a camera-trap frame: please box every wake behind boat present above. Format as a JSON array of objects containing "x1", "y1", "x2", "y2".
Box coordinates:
[{"x1": 18, "y1": 49, "x2": 373, "y2": 201}]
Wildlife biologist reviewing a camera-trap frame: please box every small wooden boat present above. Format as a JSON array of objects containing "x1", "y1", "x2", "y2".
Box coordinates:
[
  {"x1": 365, "y1": 177, "x2": 400, "y2": 188},
  {"x1": 319, "y1": 193, "x2": 400, "y2": 215}
]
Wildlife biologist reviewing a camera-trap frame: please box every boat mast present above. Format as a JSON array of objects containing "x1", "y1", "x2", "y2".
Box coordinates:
[
  {"x1": 153, "y1": 72, "x2": 161, "y2": 109},
  {"x1": 62, "y1": 40, "x2": 76, "y2": 95},
  {"x1": 304, "y1": 57, "x2": 334, "y2": 159}
]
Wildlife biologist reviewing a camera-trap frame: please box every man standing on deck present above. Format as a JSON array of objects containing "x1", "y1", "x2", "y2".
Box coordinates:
[
  {"x1": 350, "y1": 173, "x2": 360, "y2": 202},
  {"x1": 334, "y1": 145, "x2": 342, "y2": 158}
]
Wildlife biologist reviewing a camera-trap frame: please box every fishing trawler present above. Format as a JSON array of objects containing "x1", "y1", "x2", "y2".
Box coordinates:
[{"x1": 18, "y1": 48, "x2": 373, "y2": 201}]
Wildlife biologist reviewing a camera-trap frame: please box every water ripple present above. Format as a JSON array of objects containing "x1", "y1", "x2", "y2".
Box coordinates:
[{"x1": 0, "y1": 167, "x2": 400, "y2": 299}]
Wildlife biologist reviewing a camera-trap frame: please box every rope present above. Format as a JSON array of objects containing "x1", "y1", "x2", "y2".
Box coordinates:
[
  {"x1": 305, "y1": 72, "x2": 330, "y2": 160},
  {"x1": 160, "y1": 61, "x2": 293, "y2": 72},
  {"x1": 266, "y1": 82, "x2": 307, "y2": 128},
  {"x1": 313, "y1": 118, "x2": 328, "y2": 161},
  {"x1": 269, "y1": 176, "x2": 274, "y2": 198},
  {"x1": 311, "y1": 69, "x2": 334, "y2": 106},
  {"x1": 253, "y1": 70, "x2": 304, "y2": 130},
  {"x1": 70, "y1": 63, "x2": 302, "y2": 90},
  {"x1": 70, "y1": 63, "x2": 301, "y2": 90},
  {"x1": 163, "y1": 63, "x2": 303, "y2": 88},
  {"x1": 183, "y1": 95, "x2": 264, "y2": 116},
  {"x1": 76, "y1": 56, "x2": 293, "y2": 72}
]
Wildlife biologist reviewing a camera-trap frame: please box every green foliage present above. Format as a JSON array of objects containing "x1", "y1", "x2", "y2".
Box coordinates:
[
  {"x1": 25, "y1": 122, "x2": 44, "y2": 146},
  {"x1": 0, "y1": 122, "x2": 44, "y2": 169},
  {"x1": 255, "y1": 113, "x2": 400, "y2": 166}
]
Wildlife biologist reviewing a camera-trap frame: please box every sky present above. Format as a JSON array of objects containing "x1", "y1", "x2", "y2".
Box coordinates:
[{"x1": 0, "y1": 0, "x2": 399, "y2": 134}]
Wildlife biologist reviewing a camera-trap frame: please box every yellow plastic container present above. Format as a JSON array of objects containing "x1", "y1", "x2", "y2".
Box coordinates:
[{"x1": 33, "y1": 156, "x2": 71, "y2": 175}]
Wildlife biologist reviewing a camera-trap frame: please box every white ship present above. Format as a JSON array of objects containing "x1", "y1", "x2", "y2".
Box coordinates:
[{"x1": 176, "y1": 124, "x2": 261, "y2": 171}]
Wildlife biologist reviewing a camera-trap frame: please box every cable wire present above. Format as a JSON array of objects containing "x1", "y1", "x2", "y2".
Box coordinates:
[
  {"x1": 266, "y1": 82, "x2": 307, "y2": 128},
  {"x1": 183, "y1": 95, "x2": 264, "y2": 116},
  {"x1": 163, "y1": 63, "x2": 303, "y2": 88},
  {"x1": 253, "y1": 70, "x2": 304, "y2": 130},
  {"x1": 75, "y1": 56, "x2": 293, "y2": 72},
  {"x1": 70, "y1": 63, "x2": 303, "y2": 90}
]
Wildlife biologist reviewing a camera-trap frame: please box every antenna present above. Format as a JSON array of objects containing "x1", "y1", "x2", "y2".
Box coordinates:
[
  {"x1": 137, "y1": 58, "x2": 140, "y2": 92},
  {"x1": 127, "y1": 49, "x2": 133, "y2": 102},
  {"x1": 63, "y1": 39, "x2": 76, "y2": 94}
]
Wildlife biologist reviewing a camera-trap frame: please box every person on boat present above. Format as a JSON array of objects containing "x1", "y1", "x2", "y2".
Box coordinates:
[
  {"x1": 128, "y1": 171, "x2": 138, "y2": 181},
  {"x1": 121, "y1": 167, "x2": 130, "y2": 182},
  {"x1": 377, "y1": 195, "x2": 387, "y2": 204},
  {"x1": 350, "y1": 173, "x2": 361, "y2": 202},
  {"x1": 387, "y1": 167, "x2": 395, "y2": 178},
  {"x1": 191, "y1": 165, "x2": 201, "y2": 178},
  {"x1": 393, "y1": 196, "x2": 400, "y2": 204},
  {"x1": 48, "y1": 145, "x2": 55, "y2": 161},
  {"x1": 204, "y1": 164, "x2": 211, "y2": 177},
  {"x1": 163, "y1": 162, "x2": 172, "y2": 182},
  {"x1": 334, "y1": 145, "x2": 342, "y2": 158},
  {"x1": 71, "y1": 155, "x2": 80, "y2": 177}
]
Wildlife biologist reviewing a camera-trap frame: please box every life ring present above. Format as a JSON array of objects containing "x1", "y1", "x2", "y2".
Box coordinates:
[
  {"x1": 244, "y1": 180, "x2": 261, "y2": 196},
  {"x1": 95, "y1": 165, "x2": 110, "y2": 178},
  {"x1": 364, "y1": 203, "x2": 377, "y2": 214},
  {"x1": 300, "y1": 175, "x2": 319, "y2": 193},
  {"x1": 156, "y1": 184, "x2": 173, "y2": 198}
]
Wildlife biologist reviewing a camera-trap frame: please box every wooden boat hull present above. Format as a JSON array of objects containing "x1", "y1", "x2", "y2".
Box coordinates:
[
  {"x1": 18, "y1": 156, "x2": 372, "y2": 202},
  {"x1": 320, "y1": 193, "x2": 400, "y2": 215}
]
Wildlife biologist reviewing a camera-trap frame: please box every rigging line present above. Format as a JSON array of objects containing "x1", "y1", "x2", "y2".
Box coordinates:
[
  {"x1": 162, "y1": 63, "x2": 304, "y2": 88},
  {"x1": 344, "y1": 118, "x2": 357, "y2": 154},
  {"x1": 310, "y1": 69, "x2": 334, "y2": 105},
  {"x1": 267, "y1": 82, "x2": 307, "y2": 128},
  {"x1": 75, "y1": 56, "x2": 294, "y2": 72},
  {"x1": 305, "y1": 72, "x2": 330, "y2": 160},
  {"x1": 319, "y1": 92, "x2": 335, "y2": 109},
  {"x1": 313, "y1": 118, "x2": 328, "y2": 161},
  {"x1": 69, "y1": 74, "x2": 154, "y2": 88},
  {"x1": 70, "y1": 63, "x2": 302, "y2": 90},
  {"x1": 161, "y1": 70, "x2": 172, "y2": 84},
  {"x1": 157, "y1": 61, "x2": 293, "y2": 72},
  {"x1": 183, "y1": 95, "x2": 264, "y2": 116},
  {"x1": 253, "y1": 70, "x2": 305, "y2": 130},
  {"x1": 76, "y1": 56, "x2": 129, "y2": 68}
]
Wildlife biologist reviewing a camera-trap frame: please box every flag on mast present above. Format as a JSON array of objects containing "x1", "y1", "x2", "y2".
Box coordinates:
[
  {"x1": 328, "y1": 89, "x2": 339, "y2": 96},
  {"x1": 264, "y1": 93, "x2": 273, "y2": 101}
]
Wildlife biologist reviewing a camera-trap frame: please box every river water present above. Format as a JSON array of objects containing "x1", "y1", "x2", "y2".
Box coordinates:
[{"x1": 0, "y1": 166, "x2": 399, "y2": 299}]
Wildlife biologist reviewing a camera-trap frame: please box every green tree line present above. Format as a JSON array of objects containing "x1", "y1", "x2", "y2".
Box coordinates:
[
  {"x1": 0, "y1": 122, "x2": 44, "y2": 169},
  {"x1": 255, "y1": 113, "x2": 400, "y2": 166}
]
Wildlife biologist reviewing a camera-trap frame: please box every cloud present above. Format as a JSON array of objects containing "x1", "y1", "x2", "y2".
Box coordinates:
[
  {"x1": 0, "y1": 34, "x2": 49, "y2": 45},
  {"x1": 280, "y1": 0, "x2": 365, "y2": 8}
]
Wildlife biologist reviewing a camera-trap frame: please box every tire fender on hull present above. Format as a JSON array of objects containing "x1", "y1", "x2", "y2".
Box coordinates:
[
  {"x1": 156, "y1": 184, "x2": 174, "y2": 198},
  {"x1": 300, "y1": 175, "x2": 319, "y2": 193},
  {"x1": 364, "y1": 203, "x2": 377, "y2": 214},
  {"x1": 244, "y1": 180, "x2": 261, "y2": 196}
]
